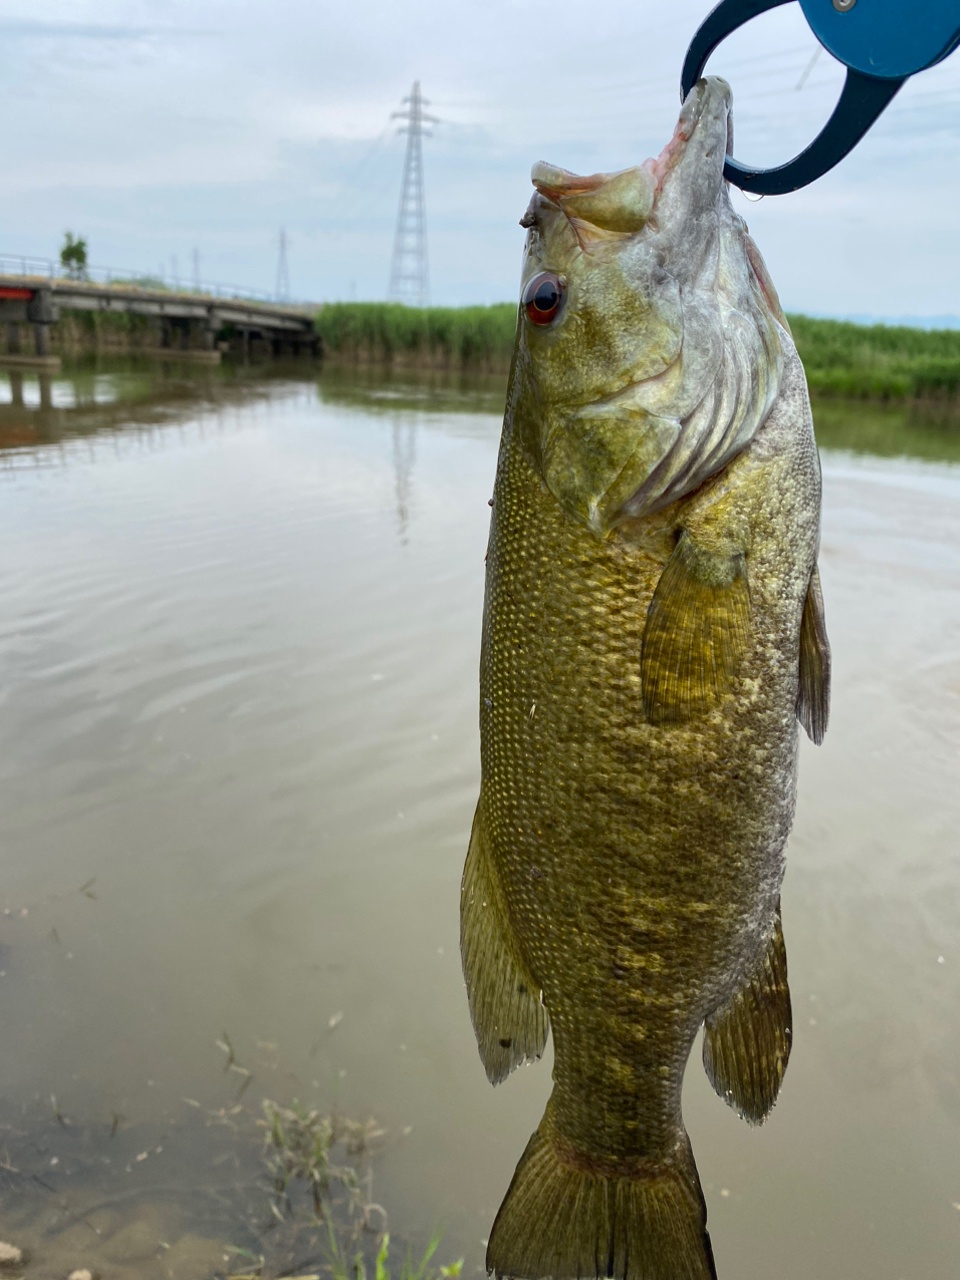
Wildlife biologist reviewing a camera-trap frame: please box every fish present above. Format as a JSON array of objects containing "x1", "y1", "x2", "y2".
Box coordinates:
[{"x1": 460, "y1": 76, "x2": 830, "y2": 1280}]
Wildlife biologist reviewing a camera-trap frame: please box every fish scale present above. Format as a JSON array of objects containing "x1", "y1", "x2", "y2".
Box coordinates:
[{"x1": 461, "y1": 77, "x2": 829, "y2": 1280}]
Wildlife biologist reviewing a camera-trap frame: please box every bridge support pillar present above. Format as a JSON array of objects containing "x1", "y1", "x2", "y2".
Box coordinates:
[
  {"x1": 6, "y1": 323, "x2": 20, "y2": 354},
  {"x1": 205, "y1": 309, "x2": 222, "y2": 353},
  {"x1": 27, "y1": 288, "x2": 57, "y2": 360},
  {"x1": 160, "y1": 318, "x2": 178, "y2": 350}
]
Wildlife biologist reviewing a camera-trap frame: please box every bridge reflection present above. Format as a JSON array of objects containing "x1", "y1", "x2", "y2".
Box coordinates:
[{"x1": 0, "y1": 355, "x2": 322, "y2": 463}]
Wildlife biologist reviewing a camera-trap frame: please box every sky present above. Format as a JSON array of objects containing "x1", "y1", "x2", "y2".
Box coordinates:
[{"x1": 0, "y1": 0, "x2": 958, "y2": 319}]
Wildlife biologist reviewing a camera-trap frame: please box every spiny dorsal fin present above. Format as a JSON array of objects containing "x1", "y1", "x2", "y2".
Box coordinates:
[
  {"x1": 702, "y1": 905, "x2": 792, "y2": 1125},
  {"x1": 797, "y1": 564, "x2": 831, "y2": 744},
  {"x1": 460, "y1": 796, "x2": 549, "y2": 1085},
  {"x1": 641, "y1": 532, "x2": 751, "y2": 725}
]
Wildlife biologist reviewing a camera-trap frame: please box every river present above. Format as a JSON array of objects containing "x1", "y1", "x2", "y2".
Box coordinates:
[{"x1": 1, "y1": 357, "x2": 958, "y2": 1279}]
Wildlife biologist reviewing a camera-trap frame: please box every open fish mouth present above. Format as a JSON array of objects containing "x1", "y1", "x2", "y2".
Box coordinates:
[
  {"x1": 527, "y1": 78, "x2": 734, "y2": 241},
  {"x1": 514, "y1": 76, "x2": 786, "y2": 533}
]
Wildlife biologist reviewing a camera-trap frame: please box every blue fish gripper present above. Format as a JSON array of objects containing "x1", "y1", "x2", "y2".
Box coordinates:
[{"x1": 681, "y1": 0, "x2": 960, "y2": 194}]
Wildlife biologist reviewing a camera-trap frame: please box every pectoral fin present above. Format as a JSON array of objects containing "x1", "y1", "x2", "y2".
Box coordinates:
[
  {"x1": 460, "y1": 796, "x2": 549, "y2": 1085},
  {"x1": 797, "y1": 565, "x2": 831, "y2": 745},
  {"x1": 702, "y1": 906, "x2": 792, "y2": 1125},
  {"x1": 641, "y1": 533, "x2": 751, "y2": 724}
]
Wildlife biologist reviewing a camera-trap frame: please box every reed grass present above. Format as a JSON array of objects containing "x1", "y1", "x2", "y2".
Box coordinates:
[
  {"x1": 315, "y1": 303, "x2": 960, "y2": 401},
  {"x1": 315, "y1": 303, "x2": 516, "y2": 370},
  {"x1": 788, "y1": 314, "x2": 960, "y2": 400}
]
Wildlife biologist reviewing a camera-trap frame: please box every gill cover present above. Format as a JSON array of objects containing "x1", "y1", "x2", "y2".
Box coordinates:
[{"x1": 514, "y1": 77, "x2": 786, "y2": 535}]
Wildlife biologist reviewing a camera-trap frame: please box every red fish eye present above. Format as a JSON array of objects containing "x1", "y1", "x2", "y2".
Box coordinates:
[{"x1": 522, "y1": 272, "x2": 564, "y2": 325}]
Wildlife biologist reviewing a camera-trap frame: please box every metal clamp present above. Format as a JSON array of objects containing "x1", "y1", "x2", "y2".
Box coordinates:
[{"x1": 682, "y1": 0, "x2": 960, "y2": 195}]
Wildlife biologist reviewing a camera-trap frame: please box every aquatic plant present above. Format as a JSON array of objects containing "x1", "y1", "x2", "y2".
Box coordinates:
[
  {"x1": 327, "y1": 1225, "x2": 463, "y2": 1280},
  {"x1": 227, "y1": 1098, "x2": 461, "y2": 1280},
  {"x1": 314, "y1": 303, "x2": 960, "y2": 400},
  {"x1": 788, "y1": 314, "x2": 960, "y2": 399},
  {"x1": 259, "y1": 1099, "x2": 385, "y2": 1222},
  {"x1": 314, "y1": 303, "x2": 517, "y2": 370}
]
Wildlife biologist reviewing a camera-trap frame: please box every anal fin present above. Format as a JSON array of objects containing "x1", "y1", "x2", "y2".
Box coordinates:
[
  {"x1": 460, "y1": 795, "x2": 548, "y2": 1085},
  {"x1": 702, "y1": 905, "x2": 792, "y2": 1125},
  {"x1": 642, "y1": 532, "x2": 751, "y2": 725},
  {"x1": 797, "y1": 564, "x2": 831, "y2": 744}
]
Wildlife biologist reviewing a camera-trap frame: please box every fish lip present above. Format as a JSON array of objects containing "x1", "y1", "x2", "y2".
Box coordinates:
[
  {"x1": 527, "y1": 78, "x2": 732, "y2": 238},
  {"x1": 530, "y1": 162, "x2": 611, "y2": 201},
  {"x1": 645, "y1": 76, "x2": 732, "y2": 195}
]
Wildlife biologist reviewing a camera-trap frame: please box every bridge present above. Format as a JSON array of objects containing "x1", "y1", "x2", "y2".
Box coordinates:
[{"x1": 0, "y1": 255, "x2": 319, "y2": 368}]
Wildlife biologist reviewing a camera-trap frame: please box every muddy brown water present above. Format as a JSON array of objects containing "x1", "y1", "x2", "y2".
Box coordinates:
[{"x1": 1, "y1": 358, "x2": 958, "y2": 1278}]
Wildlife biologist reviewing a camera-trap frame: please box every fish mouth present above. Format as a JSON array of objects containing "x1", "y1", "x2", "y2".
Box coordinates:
[
  {"x1": 644, "y1": 75, "x2": 733, "y2": 195},
  {"x1": 527, "y1": 78, "x2": 733, "y2": 239}
]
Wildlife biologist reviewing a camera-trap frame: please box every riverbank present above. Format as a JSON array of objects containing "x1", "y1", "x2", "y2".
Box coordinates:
[
  {"x1": 1, "y1": 310, "x2": 288, "y2": 359},
  {"x1": 790, "y1": 314, "x2": 960, "y2": 399},
  {"x1": 315, "y1": 303, "x2": 960, "y2": 405},
  {"x1": 315, "y1": 302, "x2": 516, "y2": 373},
  {"x1": 2, "y1": 311, "x2": 194, "y2": 357},
  {"x1": 7, "y1": 301, "x2": 960, "y2": 404}
]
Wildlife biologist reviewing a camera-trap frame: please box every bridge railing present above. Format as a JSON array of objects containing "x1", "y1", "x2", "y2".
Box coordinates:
[
  {"x1": 0, "y1": 254, "x2": 297, "y2": 307},
  {"x1": 0, "y1": 254, "x2": 55, "y2": 279}
]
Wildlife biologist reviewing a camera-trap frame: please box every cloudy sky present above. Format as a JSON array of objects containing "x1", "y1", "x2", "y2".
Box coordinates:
[{"x1": 0, "y1": 0, "x2": 958, "y2": 319}]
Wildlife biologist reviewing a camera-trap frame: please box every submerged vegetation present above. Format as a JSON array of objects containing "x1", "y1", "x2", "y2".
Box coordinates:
[
  {"x1": 0, "y1": 1038, "x2": 463, "y2": 1280},
  {"x1": 245, "y1": 1097, "x2": 462, "y2": 1280},
  {"x1": 315, "y1": 303, "x2": 960, "y2": 404}
]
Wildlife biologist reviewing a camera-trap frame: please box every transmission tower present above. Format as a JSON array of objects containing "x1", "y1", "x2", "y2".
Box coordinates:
[
  {"x1": 276, "y1": 228, "x2": 290, "y2": 302},
  {"x1": 388, "y1": 82, "x2": 437, "y2": 307}
]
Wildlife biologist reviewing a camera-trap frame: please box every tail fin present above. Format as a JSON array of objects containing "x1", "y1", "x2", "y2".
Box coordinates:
[{"x1": 486, "y1": 1110, "x2": 716, "y2": 1280}]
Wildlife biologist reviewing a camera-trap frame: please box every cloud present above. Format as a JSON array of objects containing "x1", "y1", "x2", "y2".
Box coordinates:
[
  {"x1": 0, "y1": 0, "x2": 957, "y2": 312},
  {"x1": 0, "y1": 18, "x2": 155, "y2": 39}
]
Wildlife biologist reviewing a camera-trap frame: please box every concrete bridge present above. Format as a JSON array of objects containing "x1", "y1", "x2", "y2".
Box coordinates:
[{"x1": 0, "y1": 261, "x2": 319, "y2": 368}]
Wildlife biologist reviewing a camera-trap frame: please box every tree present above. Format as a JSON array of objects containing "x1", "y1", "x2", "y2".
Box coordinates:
[{"x1": 60, "y1": 232, "x2": 88, "y2": 281}]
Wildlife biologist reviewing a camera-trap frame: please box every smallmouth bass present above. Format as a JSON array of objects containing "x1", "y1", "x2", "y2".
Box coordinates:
[{"x1": 460, "y1": 78, "x2": 830, "y2": 1280}]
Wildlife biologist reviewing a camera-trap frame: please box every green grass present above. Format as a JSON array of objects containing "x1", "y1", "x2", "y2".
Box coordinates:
[
  {"x1": 316, "y1": 303, "x2": 960, "y2": 400},
  {"x1": 788, "y1": 314, "x2": 960, "y2": 400},
  {"x1": 63, "y1": 309, "x2": 155, "y2": 336},
  {"x1": 254, "y1": 1097, "x2": 462, "y2": 1280},
  {"x1": 328, "y1": 1226, "x2": 463, "y2": 1280},
  {"x1": 108, "y1": 275, "x2": 171, "y2": 291},
  {"x1": 315, "y1": 302, "x2": 517, "y2": 369}
]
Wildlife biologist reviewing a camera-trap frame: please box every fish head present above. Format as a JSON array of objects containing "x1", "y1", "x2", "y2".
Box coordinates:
[{"x1": 512, "y1": 76, "x2": 786, "y2": 535}]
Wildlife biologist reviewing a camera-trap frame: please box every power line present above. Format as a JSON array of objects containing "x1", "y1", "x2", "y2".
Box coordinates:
[
  {"x1": 388, "y1": 81, "x2": 438, "y2": 308},
  {"x1": 325, "y1": 124, "x2": 393, "y2": 223}
]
